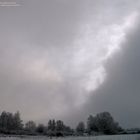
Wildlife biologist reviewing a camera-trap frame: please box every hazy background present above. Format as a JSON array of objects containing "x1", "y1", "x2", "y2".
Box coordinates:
[{"x1": 0, "y1": 0, "x2": 140, "y2": 128}]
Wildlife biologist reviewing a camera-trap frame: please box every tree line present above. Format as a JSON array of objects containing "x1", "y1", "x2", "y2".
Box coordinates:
[{"x1": 0, "y1": 111, "x2": 124, "y2": 136}]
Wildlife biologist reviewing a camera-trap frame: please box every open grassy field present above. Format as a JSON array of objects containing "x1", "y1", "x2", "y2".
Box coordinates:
[{"x1": 0, "y1": 134, "x2": 140, "y2": 140}]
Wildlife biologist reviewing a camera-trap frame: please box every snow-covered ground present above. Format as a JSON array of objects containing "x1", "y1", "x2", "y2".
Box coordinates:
[{"x1": 0, "y1": 134, "x2": 140, "y2": 140}]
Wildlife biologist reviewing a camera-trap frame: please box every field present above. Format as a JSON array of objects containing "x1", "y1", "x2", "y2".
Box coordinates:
[{"x1": 0, "y1": 134, "x2": 140, "y2": 140}]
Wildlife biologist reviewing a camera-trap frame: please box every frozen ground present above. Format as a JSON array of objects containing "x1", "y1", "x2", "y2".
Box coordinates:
[{"x1": 0, "y1": 134, "x2": 140, "y2": 140}]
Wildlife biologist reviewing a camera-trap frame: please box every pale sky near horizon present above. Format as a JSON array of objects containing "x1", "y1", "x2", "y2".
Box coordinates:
[{"x1": 0, "y1": 0, "x2": 140, "y2": 128}]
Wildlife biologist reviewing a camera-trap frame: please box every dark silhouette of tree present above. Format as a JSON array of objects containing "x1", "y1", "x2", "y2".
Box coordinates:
[
  {"x1": 95, "y1": 112, "x2": 120, "y2": 134},
  {"x1": 25, "y1": 121, "x2": 36, "y2": 134},
  {"x1": 0, "y1": 111, "x2": 23, "y2": 134},
  {"x1": 63, "y1": 126, "x2": 74, "y2": 136},
  {"x1": 47, "y1": 119, "x2": 56, "y2": 136},
  {"x1": 76, "y1": 121, "x2": 85, "y2": 135},
  {"x1": 56, "y1": 120, "x2": 64, "y2": 136},
  {"x1": 87, "y1": 112, "x2": 122, "y2": 135},
  {"x1": 0, "y1": 110, "x2": 124, "y2": 136},
  {"x1": 56, "y1": 120, "x2": 64, "y2": 131},
  {"x1": 48, "y1": 119, "x2": 56, "y2": 131},
  {"x1": 47, "y1": 119, "x2": 73, "y2": 136},
  {"x1": 36, "y1": 124, "x2": 46, "y2": 134},
  {"x1": 0, "y1": 111, "x2": 10, "y2": 133},
  {"x1": 87, "y1": 115, "x2": 98, "y2": 134},
  {"x1": 13, "y1": 111, "x2": 23, "y2": 130}
]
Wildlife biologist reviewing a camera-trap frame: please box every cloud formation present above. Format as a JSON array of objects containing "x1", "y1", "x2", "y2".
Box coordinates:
[
  {"x1": 0, "y1": 0, "x2": 140, "y2": 127},
  {"x1": 83, "y1": 19, "x2": 140, "y2": 128}
]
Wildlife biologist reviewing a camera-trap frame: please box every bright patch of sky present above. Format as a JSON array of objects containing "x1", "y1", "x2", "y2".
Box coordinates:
[{"x1": 70, "y1": 11, "x2": 138, "y2": 105}]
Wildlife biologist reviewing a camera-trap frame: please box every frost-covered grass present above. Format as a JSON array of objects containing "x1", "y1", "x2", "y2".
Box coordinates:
[{"x1": 0, "y1": 134, "x2": 140, "y2": 140}]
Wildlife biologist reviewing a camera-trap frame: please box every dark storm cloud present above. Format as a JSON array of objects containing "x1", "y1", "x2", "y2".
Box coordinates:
[{"x1": 82, "y1": 20, "x2": 140, "y2": 128}]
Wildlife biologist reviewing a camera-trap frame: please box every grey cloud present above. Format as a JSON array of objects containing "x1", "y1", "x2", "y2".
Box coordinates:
[
  {"x1": 0, "y1": 0, "x2": 140, "y2": 128},
  {"x1": 82, "y1": 19, "x2": 140, "y2": 128},
  {"x1": 0, "y1": 0, "x2": 85, "y2": 48}
]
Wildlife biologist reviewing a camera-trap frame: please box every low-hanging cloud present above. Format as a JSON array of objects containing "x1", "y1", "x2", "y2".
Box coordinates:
[{"x1": 82, "y1": 18, "x2": 140, "y2": 128}]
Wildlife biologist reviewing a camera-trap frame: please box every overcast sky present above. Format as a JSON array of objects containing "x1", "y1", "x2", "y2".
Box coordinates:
[{"x1": 0, "y1": 0, "x2": 140, "y2": 128}]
